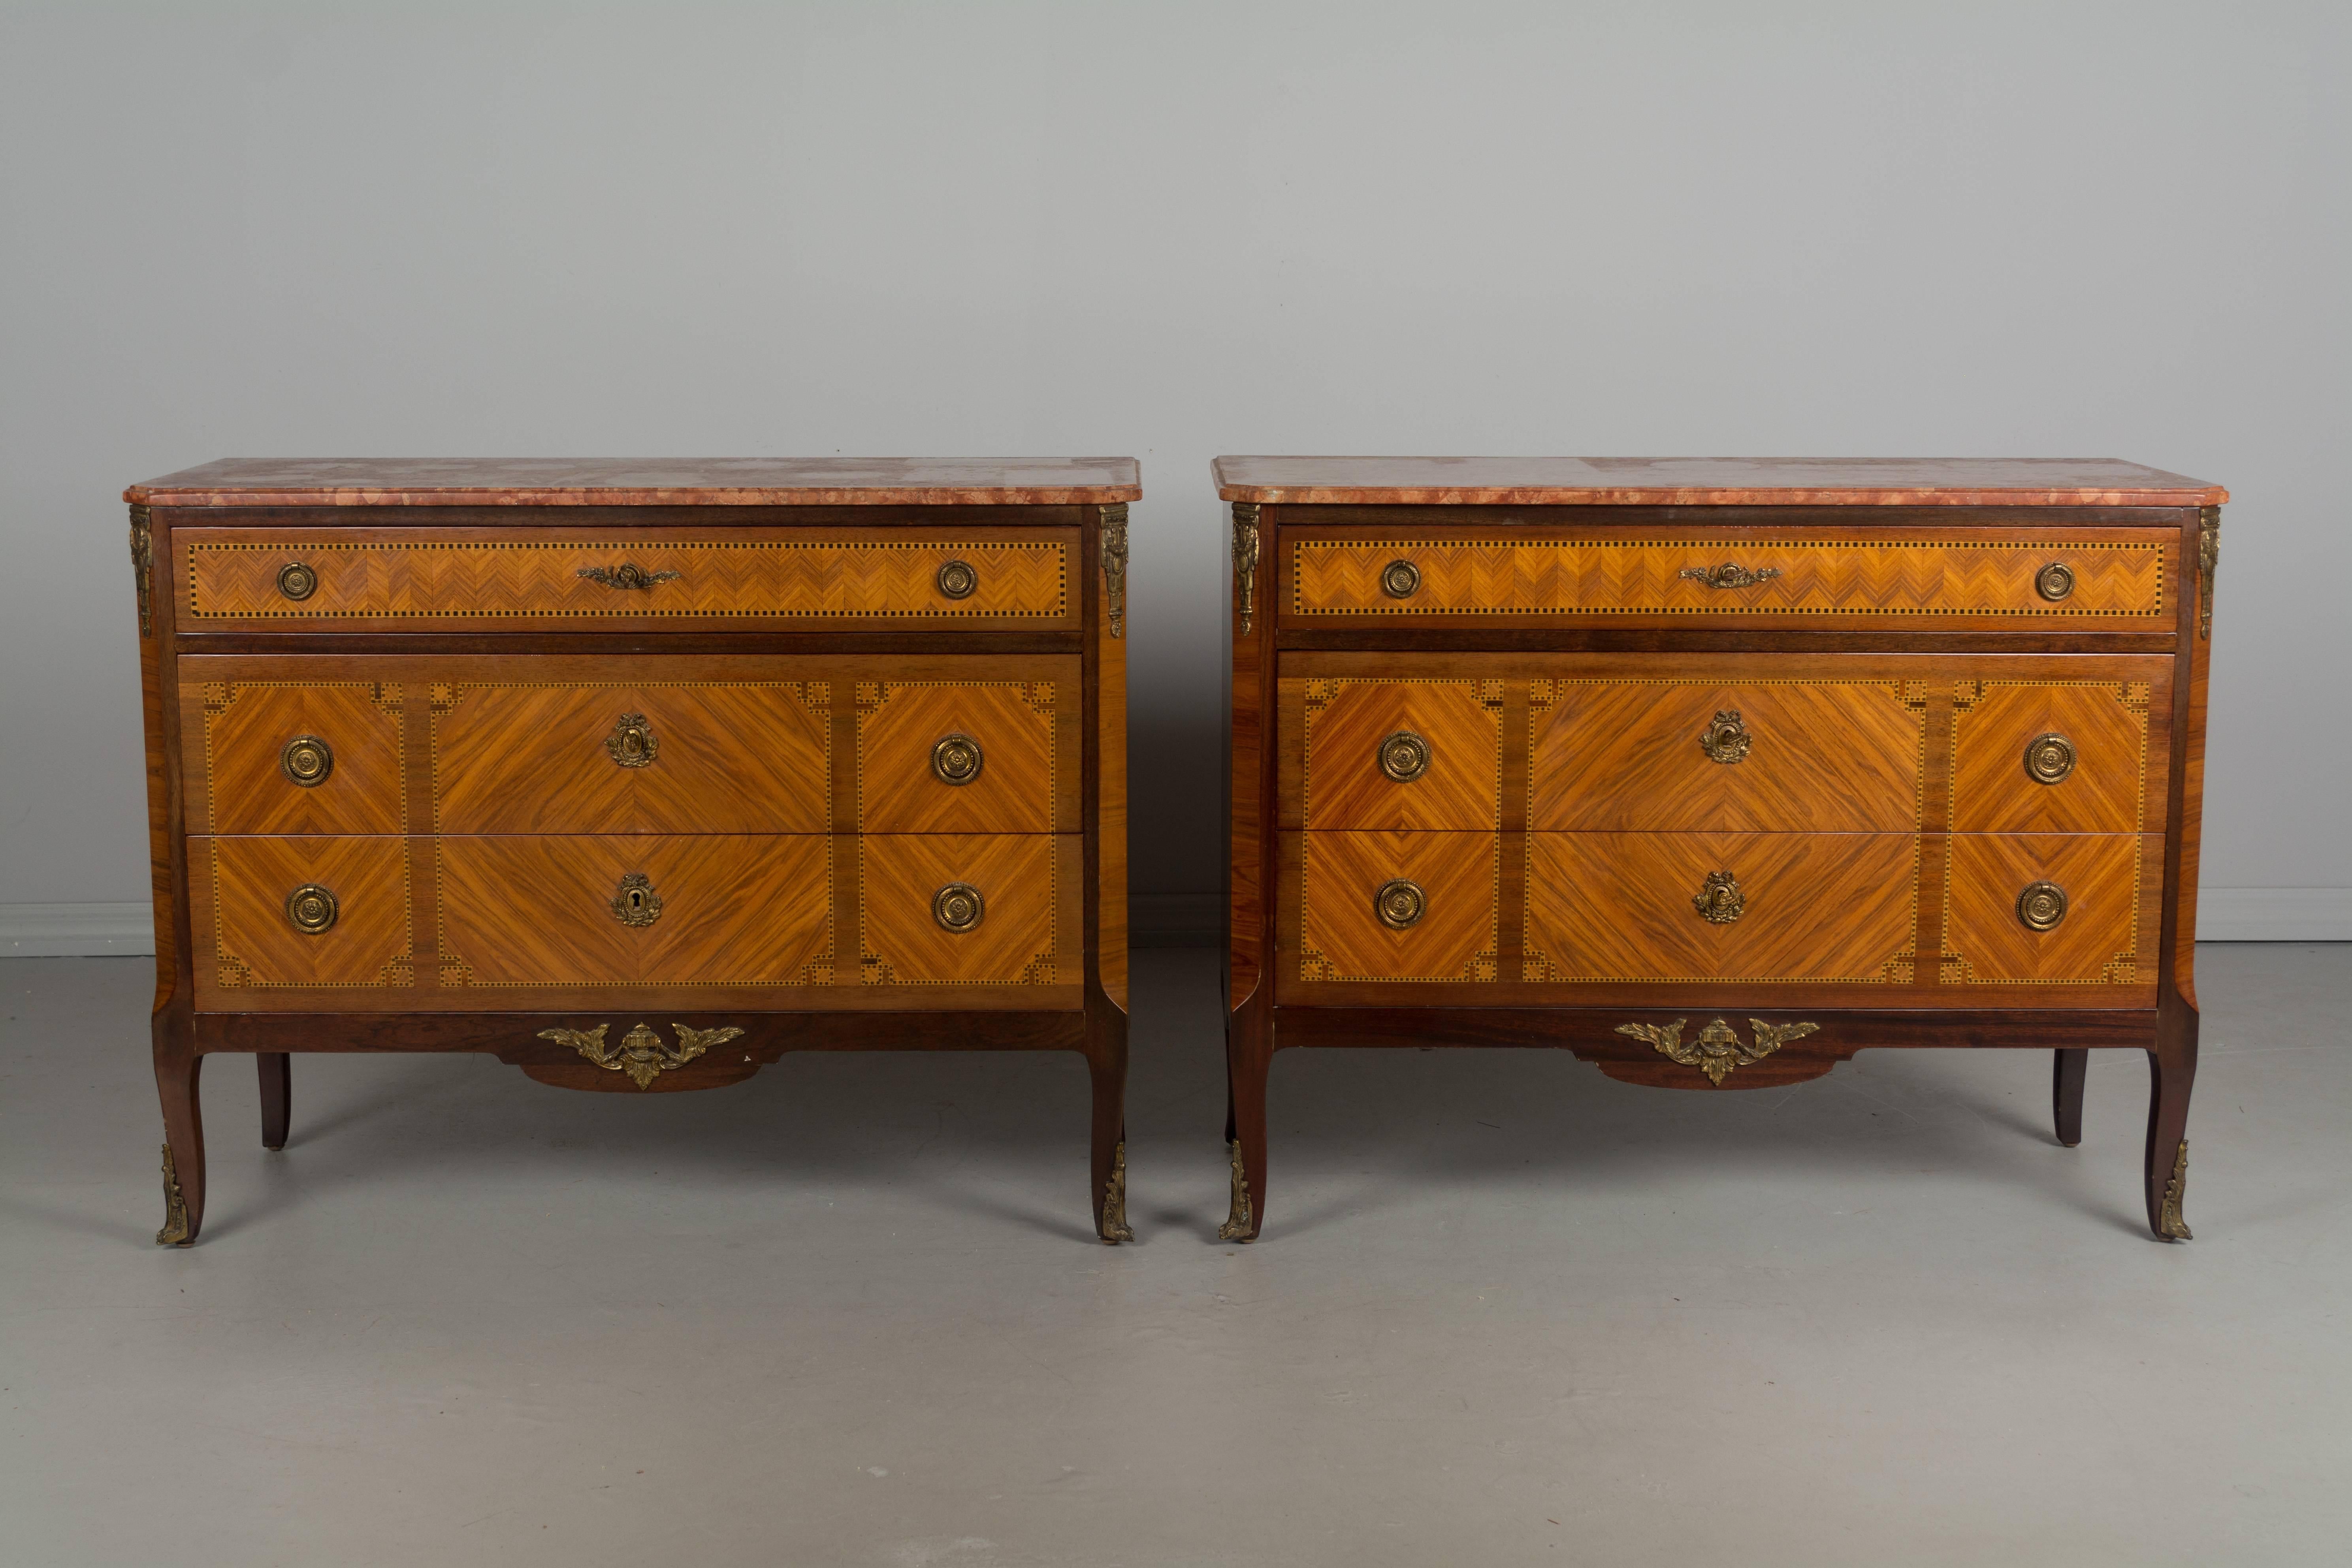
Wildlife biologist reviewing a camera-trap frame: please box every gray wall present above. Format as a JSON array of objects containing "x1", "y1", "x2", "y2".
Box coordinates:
[{"x1": 4, "y1": 2, "x2": 2346, "y2": 948}]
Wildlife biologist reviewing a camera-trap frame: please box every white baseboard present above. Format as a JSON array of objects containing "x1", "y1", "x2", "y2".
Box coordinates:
[{"x1": 3, "y1": 889, "x2": 2344, "y2": 957}]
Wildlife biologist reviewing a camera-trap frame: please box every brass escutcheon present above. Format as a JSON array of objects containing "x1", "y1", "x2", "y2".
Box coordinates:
[
  {"x1": 604, "y1": 713, "x2": 658, "y2": 768},
  {"x1": 284, "y1": 883, "x2": 338, "y2": 935},
  {"x1": 1693, "y1": 870, "x2": 1744, "y2": 924},
  {"x1": 576, "y1": 563, "x2": 679, "y2": 591},
  {"x1": 1699, "y1": 710, "x2": 1752, "y2": 765},
  {"x1": 2017, "y1": 880, "x2": 2068, "y2": 931},
  {"x1": 611, "y1": 872, "x2": 663, "y2": 928},
  {"x1": 2035, "y1": 561, "x2": 2076, "y2": 602},
  {"x1": 276, "y1": 561, "x2": 318, "y2": 601},
  {"x1": 934, "y1": 882, "x2": 986, "y2": 932},
  {"x1": 1374, "y1": 878, "x2": 1426, "y2": 930},
  {"x1": 936, "y1": 559, "x2": 979, "y2": 600},
  {"x1": 2024, "y1": 732, "x2": 2077, "y2": 785},
  {"x1": 932, "y1": 733, "x2": 985, "y2": 785},
  {"x1": 1378, "y1": 730, "x2": 1430, "y2": 783},
  {"x1": 1379, "y1": 559, "x2": 1422, "y2": 599},
  {"x1": 279, "y1": 734, "x2": 333, "y2": 787}
]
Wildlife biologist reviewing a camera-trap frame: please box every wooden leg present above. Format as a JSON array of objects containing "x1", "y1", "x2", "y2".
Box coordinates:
[
  {"x1": 2144, "y1": 1010, "x2": 2199, "y2": 1241},
  {"x1": 2052, "y1": 1048, "x2": 2087, "y2": 1147},
  {"x1": 1220, "y1": 1006, "x2": 1269, "y2": 1242},
  {"x1": 1086, "y1": 1015, "x2": 1131, "y2": 1244},
  {"x1": 257, "y1": 1053, "x2": 291, "y2": 1151},
  {"x1": 153, "y1": 1030, "x2": 205, "y2": 1247}
]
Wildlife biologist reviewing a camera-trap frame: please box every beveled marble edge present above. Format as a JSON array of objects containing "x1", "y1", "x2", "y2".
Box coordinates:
[
  {"x1": 1213, "y1": 482, "x2": 2228, "y2": 506},
  {"x1": 124, "y1": 482, "x2": 1143, "y2": 507}
]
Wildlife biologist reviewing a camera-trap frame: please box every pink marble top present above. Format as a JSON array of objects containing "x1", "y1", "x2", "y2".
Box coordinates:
[
  {"x1": 126, "y1": 457, "x2": 1142, "y2": 508},
  {"x1": 1211, "y1": 457, "x2": 2226, "y2": 507}
]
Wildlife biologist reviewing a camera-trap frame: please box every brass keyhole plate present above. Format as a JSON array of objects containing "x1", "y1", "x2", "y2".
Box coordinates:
[
  {"x1": 932, "y1": 733, "x2": 985, "y2": 785},
  {"x1": 284, "y1": 883, "x2": 338, "y2": 934},
  {"x1": 2017, "y1": 880, "x2": 2068, "y2": 931},
  {"x1": 276, "y1": 561, "x2": 318, "y2": 601},
  {"x1": 1699, "y1": 711, "x2": 1752, "y2": 765},
  {"x1": 2035, "y1": 562, "x2": 2076, "y2": 602},
  {"x1": 279, "y1": 734, "x2": 334, "y2": 787},
  {"x1": 1374, "y1": 878, "x2": 1426, "y2": 930},
  {"x1": 1379, "y1": 559, "x2": 1422, "y2": 599},
  {"x1": 936, "y1": 559, "x2": 979, "y2": 600},
  {"x1": 610, "y1": 872, "x2": 663, "y2": 928},
  {"x1": 1693, "y1": 870, "x2": 1745, "y2": 924},
  {"x1": 934, "y1": 882, "x2": 986, "y2": 932},
  {"x1": 604, "y1": 714, "x2": 659, "y2": 768},
  {"x1": 1377, "y1": 730, "x2": 1430, "y2": 783},
  {"x1": 2024, "y1": 732, "x2": 2076, "y2": 785}
]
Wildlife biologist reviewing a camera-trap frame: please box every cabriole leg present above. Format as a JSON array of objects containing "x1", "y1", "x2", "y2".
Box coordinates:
[
  {"x1": 1220, "y1": 1008, "x2": 1269, "y2": 1242},
  {"x1": 1087, "y1": 1022, "x2": 1132, "y2": 1245},
  {"x1": 258, "y1": 1053, "x2": 290, "y2": 1151},
  {"x1": 153, "y1": 1032, "x2": 205, "y2": 1246},
  {"x1": 2144, "y1": 1015, "x2": 2199, "y2": 1241},
  {"x1": 2052, "y1": 1048, "x2": 2087, "y2": 1147}
]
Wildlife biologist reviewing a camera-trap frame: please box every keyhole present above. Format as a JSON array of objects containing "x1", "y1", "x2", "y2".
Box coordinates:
[{"x1": 629, "y1": 890, "x2": 644, "y2": 911}]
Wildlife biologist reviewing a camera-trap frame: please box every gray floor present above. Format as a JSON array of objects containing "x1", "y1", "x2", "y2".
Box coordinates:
[{"x1": 2, "y1": 947, "x2": 2347, "y2": 1566}]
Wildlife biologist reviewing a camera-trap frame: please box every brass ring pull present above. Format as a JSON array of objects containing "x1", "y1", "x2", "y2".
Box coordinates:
[
  {"x1": 936, "y1": 559, "x2": 979, "y2": 600},
  {"x1": 284, "y1": 883, "x2": 338, "y2": 934},
  {"x1": 276, "y1": 561, "x2": 318, "y2": 601},
  {"x1": 577, "y1": 563, "x2": 680, "y2": 591},
  {"x1": 1379, "y1": 559, "x2": 1422, "y2": 599},
  {"x1": 279, "y1": 734, "x2": 334, "y2": 787},
  {"x1": 1374, "y1": 878, "x2": 1426, "y2": 930},
  {"x1": 2023, "y1": 732, "x2": 2076, "y2": 785},
  {"x1": 1693, "y1": 870, "x2": 1745, "y2": 924},
  {"x1": 2017, "y1": 881, "x2": 2068, "y2": 931},
  {"x1": 932, "y1": 733, "x2": 985, "y2": 785},
  {"x1": 1679, "y1": 562, "x2": 1781, "y2": 590},
  {"x1": 1377, "y1": 730, "x2": 1430, "y2": 783},
  {"x1": 2035, "y1": 562, "x2": 2076, "y2": 602},
  {"x1": 934, "y1": 882, "x2": 985, "y2": 932},
  {"x1": 1699, "y1": 711, "x2": 1752, "y2": 765},
  {"x1": 611, "y1": 872, "x2": 663, "y2": 928},
  {"x1": 604, "y1": 713, "x2": 658, "y2": 768}
]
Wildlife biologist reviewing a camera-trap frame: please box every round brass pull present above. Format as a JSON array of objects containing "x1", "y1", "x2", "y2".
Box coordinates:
[
  {"x1": 1693, "y1": 870, "x2": 1745, "y2": 924},
  {"x1": 276, "y1": 561, "x2": 318, "y2": 601},
  {"x1": 2017, "y1": 880, "x2": 2068, "y2": 931},
  {"x1": 934, "y1": 882, "x2": 986, "y2": 932},
  {"x1": 1374, "y1": 878, "x2": 1426, "y2": 930},
  {"x1": 1379, "y1": 559, "x2": 1422, "y2": 599},
  {"x1": 604, "y1": 713, "x2": 658, "y2": 768},
  {"x1": 932, "y1": 733, "x2": 985, "y2": 786},
  {"x1": 2024, "y1": 732, "x2": 2077, "y2": 785},
  {"x1": 2036, "y1": 562, "x2": 2076, "y2": 602},
  {"x1": 284, "y1": 883, "x2": 338, "y2": 935},
  {"x1": 1699, "y1": 710, "x2": 1752, "y2": 765},
  {"x1": 1377, "y1": 730, "x2": 1430, "y2": 783},
  {"x1": 279, "y1": 734, "x2": 334, "y2": 787},
  {"x1": 936, "y1": 559, "x2": 979, "y2": 600},
  {"x1": 610, "y1": 872, "x2": 663, "y2": 928}
]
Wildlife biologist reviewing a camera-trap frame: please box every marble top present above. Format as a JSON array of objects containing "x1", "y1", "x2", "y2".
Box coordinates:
[{"x1": 1211, "y1": 457, "x2": 2225, "y2": 507}]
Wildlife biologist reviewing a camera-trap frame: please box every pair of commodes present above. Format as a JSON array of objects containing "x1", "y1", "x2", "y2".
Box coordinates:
[{"x1": 124, "y1": 456, "x2": 2221, "y2": 1248}]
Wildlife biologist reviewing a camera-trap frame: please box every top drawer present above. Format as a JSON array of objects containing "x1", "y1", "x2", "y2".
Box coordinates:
[
  {"x1": 1285, "y1": 527, "x2": 2176, "y2": 629},
  {"x1": 177, "y1": 527, "x2": 1075, "y2": 630}
]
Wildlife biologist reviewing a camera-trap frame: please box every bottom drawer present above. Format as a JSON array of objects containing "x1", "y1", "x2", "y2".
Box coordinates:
[
  {"x1": 203, "y1": 836, "x2": 415, "y2": 992},
  {"x1": 859, "y1": 835, "x2": 1071, "y2": 986},
  {"x1": 1290, "y1": 830, "x2": 1501, "y2": 984},
  {"x1": 1942, "y1": 833, "x2": 2158, "y2": 987}
]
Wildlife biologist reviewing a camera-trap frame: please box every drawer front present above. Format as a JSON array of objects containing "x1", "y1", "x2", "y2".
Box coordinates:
[
  {"x1": 181, "y1": 527, "x2": 1074, "y2": 628},
  {"x1": 437, "y1": 835, "x2": 834, "y2": 988},
  {"x1": 192, "y1": 680, "x2": 406, "y2": 835},
  {"x1": 859, "y1": 834, "x2": 1072, "y2": 986},
  {"x1": 1290, "y1": 830, "x2": 1500, "y2": 984},
  {"x1": 1531, "y1": 677, "x2": 1925, "y2": 832},
  {"x1": 1942, "y1": 834, "x2": 2159, "y2": 987},
  {"x1": 1293, "y1": 678, "x2": 1503, "y2": 831},
  {"x1": 200, "y1": 836, "x2": 415, "y2": 991},
  {"x1": 1525, "y1": 832, "x2": 1919, "y2": 983},
  {"x1": 857, "y1": 678, "x2": 1071, "y2": 834},
  {"x1": 431, "y1": 680, "x2": 831, "y2": 834},
  {"x1": 1951, "y1": 678, "x2": 2165, "y2": 834},
  {"x1": 1288, "y1": 529, "x2": 2173, "y2": 625}
]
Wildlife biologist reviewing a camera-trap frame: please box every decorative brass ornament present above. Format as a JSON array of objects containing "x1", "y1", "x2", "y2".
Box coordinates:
[
  {"x1": 2023, "y1": 732, "x2": 2077, "y2": 785},
  {"x1": 610, "y1": 872, "x2": 663, "y2": 928},
  {"x1": 2158, "y1": 1139, "x2": 2192, "y2": 1240},
  {"x1": 2198, "y1": 506, "x2": 2219, "y2": 640},
  {"x1": 536, "y1": 1021, "x2": 743, "y2": 1089},
  {"x1": 1101, "y1": 502, "x2": 1129, "y2": 639},
  {"x1": 128, "y1": 504, "x2": 154, "y2": 636},
  {"x1": 1217, "y1": 1139, "x2": 1254, "y2": 1242},
  {"x1": 1699, "y1": 710, "x2": 1753, "y2": 765},
  {"x1": 156, "y1": 1143, "x2": 192, "y2": 1246},
  {"x1": 279, "y1": 734, "x2": 334, "y2": 787},
  {"x1": 2035, "y1": 561, "x2": 2076, "y2": 602},
  {"x1": 1378, "y1": 730, "x2": 1431, "y2": 783},
  {"x1": 1232, "y1": 503, "x2": 1260, "y2": 634},
  {"x1": 276, "y1": 561, "x2": 319, "y2": 601},
  {"x1": 935, "y1": 559, "x2": 979, "y2": 600},
  {"x1": 603, "y1": 713, "x2": 658, "y2": 768},
  {"x1": 1379, "y1": 559, "x2": 1422, "y2": 599},
  {"x1": 1692, "y1": 870, "x2": 1744, "y2": 924},
  {"x1": 1100, "y1": 1139, "x2": 1134, "y2": 1244},
  {"x1": 576, "y1": 563, "x2": 680, "y2": 591},
  {"x1": 933, "y1": 882, "x2": 985, "y2": 933},
  {"x1": 2016, "y1": 880, "x2": 2068, "y2": 932},
  {"x1": 284, "y1": 883, "x2": 339, "y2": 935},
  {"x1": 1374, "y1": 878, "x2": 1426, "y2": 930},
  {"x1": 931, "y1": 733, "x2": 985, "y2": 786},
  {"x1": 1615, "y1": 1016, "x2": 1820, "y2": 1087},
  {"x1": 1679, "y1": 562, "x2": 1781, "y2": 590}
]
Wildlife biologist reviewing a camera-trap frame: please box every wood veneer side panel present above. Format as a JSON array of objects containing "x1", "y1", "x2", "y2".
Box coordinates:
[
  {"x1": 1228, "y1": 502, "x2": 1269, "y2": 1010},
  {"x1": 138, "y1": 508, "x2": 178, "y2": 1013},
  {"x1": 1092, "y1": 505, "x2": 1128, "y2": 1010},
  {"x1": 2168, "y1": 510, "x2": 2212, "y2": 1010}
]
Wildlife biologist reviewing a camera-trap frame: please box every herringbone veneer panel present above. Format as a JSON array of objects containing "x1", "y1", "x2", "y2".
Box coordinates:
[
  {"x1": 859, "y1": 681, "x2": 1057, "y2": 833},
  {"x1": 860, "y1": 834, "x2": 1060, "y2": 986},
  {"x1": 1952, "y1": 681, "x2": 2158, "y2": 834},
  {"x1": 1944, "y1": 833, "x2": 2148, "y2": 985},
  {"x1": 1296, "y1": 830, "x2": 1499, "y2": 982},
  {"x1": 205, "y1": 836, "x2": 413, "y2": 990},
  {"x1": 1296, "y1": 678, "x2": 1503, "y2": 830},
  {"x1": 193, "y1": 681, "x2": 405, "y2": 836}
]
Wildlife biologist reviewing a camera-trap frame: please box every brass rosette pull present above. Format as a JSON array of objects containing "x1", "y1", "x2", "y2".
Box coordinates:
[
  {"x1": 604, "y1": 714, "x2": 658, "y2": 768},
  {"x1": 577, "y1": 563, "x2": 680, "y2": 591},
  {"x1": 1693, "y1": 870, "x2": 1744, "y2": 924},
  {"x1": 935, "y1": 559, "x2": 979, "y2": 600},
  {"x1": 2023, "y1": 732, "x2": 2076, "y2": 785},
  {"x1": 611, "y1": 872, "x2": 663, "y2": 928},
  {"x1": 284, "y1": 883, "x2": 338, "y2": 935},
  {"x1": 1679, "y1": 562, "x2": 1781, "y2": 590},
  {"x1": 280, "y1": 734, "x2": 334, "y2": 787},
  {"x1": 934, "y1": 882, "x2": 985, "y2": 932},
  {"x1": 1699, "y1": 711, "x2": 1752, "y2": 765},
  {"x1": 932, "y1": 733, "x2": 984, "y2": 785},
  {"x1": 1374, "y1": 878, "x2": 1426, "y2": 930},
  {"x1": 1377, "y1": 730, "x2": 1430, "y2": 783},
  {"x1": 276, "y1": 561, "x2": 319, "y2": 601},
  {"x1": 2017, "y1": 880, "x2": 2068, "y2": 931},
  {"x1": 1379, "y1": 559, "x2": 1422, "y2": 599},
  {"x1": 2035, "y1": 562, "x2": 2076, "y2": 602}
]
